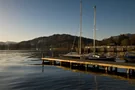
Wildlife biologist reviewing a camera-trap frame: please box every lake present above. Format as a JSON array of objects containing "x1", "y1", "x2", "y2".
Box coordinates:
[{"x1": 0, "y1": 50, "x2": 135, "y2": 90}]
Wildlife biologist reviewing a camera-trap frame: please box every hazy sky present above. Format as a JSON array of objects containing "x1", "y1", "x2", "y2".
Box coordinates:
[{"x1": 0, "y1": 0, "x2": 135, "y2": 42}]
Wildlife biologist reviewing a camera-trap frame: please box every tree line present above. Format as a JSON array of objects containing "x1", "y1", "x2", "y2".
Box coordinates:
[{"x1": 0, "y1": 34, "x2": 135, "y2": 50}]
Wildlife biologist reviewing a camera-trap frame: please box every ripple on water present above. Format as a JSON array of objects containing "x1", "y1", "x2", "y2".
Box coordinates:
[{"x1": 0, "y1": 51, "x2": 135, "y2": 90}]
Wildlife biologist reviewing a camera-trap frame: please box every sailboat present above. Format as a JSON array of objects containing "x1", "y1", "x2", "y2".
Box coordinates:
[
  {"x1": 62, "y1": 0, "x2": 83, "y2": 59},
  {"x1": 87, "y1": 6, "x2": 115, "y2": 61}
]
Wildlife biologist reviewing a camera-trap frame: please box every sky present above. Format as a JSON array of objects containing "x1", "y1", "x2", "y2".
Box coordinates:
[{"x1": 0, "y1": 0, "x2": 135, "y2": 42}]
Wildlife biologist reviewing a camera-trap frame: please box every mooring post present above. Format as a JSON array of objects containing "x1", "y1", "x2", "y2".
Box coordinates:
[
  {"x1": 52, "y1": 61, "x2": 54, "y2": 65},
  {"x1": 54, "y1": 61, "x2": 56, "y2": 65},
  {"x1": 105, "y1": 67, "x2": 108, "y2": 73},
  {"x1": 42, "y1": 64, "x2": 44, "y2": 72},
  {"x1": 126, "y1": 69, "x2": 130, "y2": 78},
  {"x1": 114, "y1": 67, "x2": 117, "y2": 73},
  {"x1": 93, "y1": 65, "x2": 95, "y2": 68},
  {"x1": 42, "y1": 59, "x2": 44, "y2": 64},
  {"x1": 110, "y1": 67, "x2": 113, "y2": 72},
  {"x1": 96, "y1": 65, "x2": 99, "y2": 70},
  {"x1": 85, "y1": 64, "x2": 88, "y2": 71},
  {"x1": 50, "y1": 61, "x2": 52, "y2": 65},
  {"x1": 70, "y1": 62, "x2": 72, "y2": 69},
  {"x1": 126, "y1": 69, "x2": 130, "y2": 74},
  {"x1": 94, "y1": 65, "x2": 99, "y2": 71},
  {"x1": 93, "y1": 65, "x2": 97, "y2": 71},
  {"x1": 132, "y1": 69, "x2": 135, "y2": 75},
  {"x1": 60, "y1": 61, "x2": 62, "y2": 66}
]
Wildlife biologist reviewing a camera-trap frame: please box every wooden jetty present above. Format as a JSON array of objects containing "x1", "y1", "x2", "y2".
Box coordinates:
[{"x1": 41, "y1": 57, "x2": 135, "y2": 77}]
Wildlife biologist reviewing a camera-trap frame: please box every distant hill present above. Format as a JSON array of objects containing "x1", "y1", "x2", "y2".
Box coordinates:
[
  {"x1": 0, "y1": 41, "x2": 17, "y2": 50},
  {"x1": 0, "y1": 42, "x2": 5, "y2": 45},
  {"x1": 17, "y1": 34, "x2": 93, "y2": 50},
  {"x1": 0, "y1": 41, "x2": 17, "y2": 45},
  {"x1": 0, "y1": 33, "x2": 135, "y2": 50},
  {"x1": 101, "y1": 33, "x2": 135, "y2": 46}
]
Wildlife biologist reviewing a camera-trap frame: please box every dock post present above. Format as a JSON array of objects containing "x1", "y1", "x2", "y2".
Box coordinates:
[
  {"x1": 131, "y1": 69, "x2": 135, "y2": 76},
  {"x1": 85, "y1": 64, "x2": 88, "y2": 71},
  {"x1": 50, "y1": 61, "x2": 52, "y2": 65},
  {"x1": 126, "y1": 69, "x2": 131, "y2": 78},
  {"x1": 42, "y1": 64, "x2": 44, "y2": 72},
  {"x1": 105, "y1": 67, "x2": 108, "y2": 73},
  {"x1": 42, "y1": 59, "x2": 44, "y2": 64},
  {"x1": 52, "y1": 61, "x2": 55, "y2": 65},
  {"x1": 54, "y1": 61, "x2": 56, "y2": 65},
  {"x1": 96, "y1": 65, "x2": 99, "y2": 70},
  {"x1": 60, "y1": 61, "x2": 62, "y2": 66},
  {"x1": 70, "y1": 62, "x2": 72, "y2": 69},
  {"x1": 95, "y1": 65, "x2": 99, "y2": 71},
  {"x1": 51, "y1": 61, "x2": 53, "y2": 65},
  {"x1": 126, "y1": 69, "x2": 130, "y2": 74},
  {"x1": 97, "y1": 65, "x2": 99, "y2": 70},
  {"x1": 110, "y1": 67, "x2": 113, "y2": 72},
  {"x1": 114, "y1": 67, "x2": 117, "y2": 73},
  {"x1": 93, "y1": 65, "x2": 95, "y2": 71}
]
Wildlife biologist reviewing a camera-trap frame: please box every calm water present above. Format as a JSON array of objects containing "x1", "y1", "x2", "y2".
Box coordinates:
[{"x1": 0, "y1": 50, "x2": 135, "y2": 90}]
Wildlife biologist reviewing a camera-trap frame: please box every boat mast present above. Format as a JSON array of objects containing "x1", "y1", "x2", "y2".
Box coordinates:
[
  {"x1": 93, "y1": 5, "x2": 96, "y2": 55},
  {"x1": 79, "y1": 0, "x2": 82, "y2": 55}
]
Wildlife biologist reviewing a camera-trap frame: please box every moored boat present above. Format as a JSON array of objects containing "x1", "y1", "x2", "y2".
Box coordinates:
[
  {"x1": 124, "y1": 52, "x2": 135, "y2": 63},
  {"x1": 87, "y1": 6, "x2": 115, "y2": 62},
  {"x1": 62, "y1": 52, "x2": 81, "y2": 59},
  {"x1": 61, "y1": 0, "x2": 83, "y2": 59},
  {"x1": 87, "y1": 54, "x2": 115, "y2": 61}
]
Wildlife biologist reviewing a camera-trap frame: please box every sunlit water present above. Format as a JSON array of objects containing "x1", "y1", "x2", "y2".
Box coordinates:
[{"x1": 0, "y1": 50, "x2": 135, "y2": 90}]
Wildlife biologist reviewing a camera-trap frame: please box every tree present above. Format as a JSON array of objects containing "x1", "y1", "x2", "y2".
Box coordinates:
[
  {"x1": 130, "y1": 35, "x2": 135, "y2": 45},
  {"x1": 121, "y1": 39, "x2": 130, "y2": 46},
  {"x1": 119, "y1": 34, "x2": 129, "y2": 45}
]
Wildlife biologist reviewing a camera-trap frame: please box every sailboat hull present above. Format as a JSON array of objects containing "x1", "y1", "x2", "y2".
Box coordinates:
[
  {"x1": 87, "y1": 57, "x2": 115, "y2": 62},
  {"x1": 62, "y1": 55, "x2": 81, "y2": 59},
  {"x1": 61, "y1": 52, "x2": 81, "y2": 59}
]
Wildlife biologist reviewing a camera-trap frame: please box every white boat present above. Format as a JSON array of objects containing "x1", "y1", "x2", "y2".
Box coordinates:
[{"x1": 63, "y1": 52, "x2": 81, "y2": 59}]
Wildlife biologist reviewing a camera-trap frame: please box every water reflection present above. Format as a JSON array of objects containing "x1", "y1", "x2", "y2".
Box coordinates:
[
  {"x1": 42, "y1": 64, "x2": 44, "y2": 72},
  {"x1": 52, "y1": 65, "x2": 135, "y2": 82}
]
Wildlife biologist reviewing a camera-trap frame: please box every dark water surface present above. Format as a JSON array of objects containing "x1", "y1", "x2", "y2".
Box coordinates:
[{"x1": 0, "y1": 50, "x2": 135, "y2": 90}]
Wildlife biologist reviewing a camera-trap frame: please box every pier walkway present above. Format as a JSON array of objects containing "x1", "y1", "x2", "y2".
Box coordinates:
[{"x1": 41, "y1": 57, "x2": 135, "y2": 76}]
